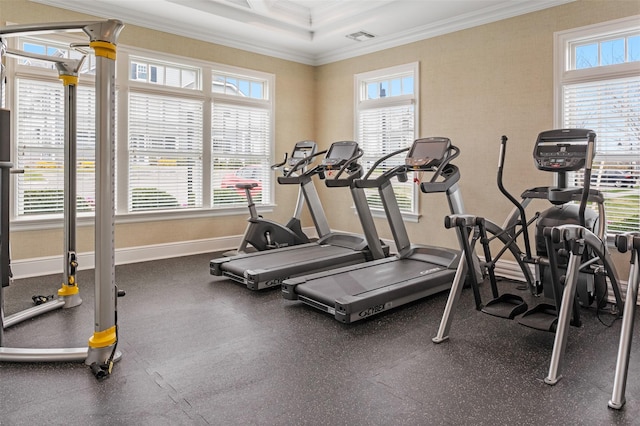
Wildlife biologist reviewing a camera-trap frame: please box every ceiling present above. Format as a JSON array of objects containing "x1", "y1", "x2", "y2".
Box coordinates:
[{"x1": 32, "y1": 0, "x2": 574, "y2": 65}]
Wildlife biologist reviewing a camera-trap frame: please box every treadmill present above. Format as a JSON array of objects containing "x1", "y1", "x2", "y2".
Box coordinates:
[
  {"x1": 210, "y1": 141, "x2": 388, "y2": 290},
  {"x1": 282, "y1": 137, "x2": 467, "y2": 323}
]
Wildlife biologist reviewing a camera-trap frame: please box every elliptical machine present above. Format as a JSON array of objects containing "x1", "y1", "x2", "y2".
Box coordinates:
[
  {"x1": 433, "y1": 128, "x2": 624, "y2": 384},
  {"x1": 233, "y1": 140, "x2": 317, "y2": 254}
]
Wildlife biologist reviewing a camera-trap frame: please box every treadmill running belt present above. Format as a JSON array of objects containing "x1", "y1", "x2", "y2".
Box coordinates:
[
  {"x1": 296, "y1": 258, "x2": 443, "y2": 307},
  {"x1": 221, "y1": 244, "x2": 360, "y2": 277}
]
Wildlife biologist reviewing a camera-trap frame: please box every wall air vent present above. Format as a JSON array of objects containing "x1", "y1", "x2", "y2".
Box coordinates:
[{"x1": 346, "y1": 31, "x2": 375, "y2": 42}]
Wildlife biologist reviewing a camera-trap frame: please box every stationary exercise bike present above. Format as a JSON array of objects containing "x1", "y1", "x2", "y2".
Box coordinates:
[{"x1": 232, "y1": 140, "x2": 317, "y2": 254}]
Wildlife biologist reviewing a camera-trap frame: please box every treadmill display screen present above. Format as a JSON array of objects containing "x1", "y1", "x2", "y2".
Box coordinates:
[
  {"x1": 292, "y1": 146, "x2": 315, "y2": 159},
  {"x1": 406, "y1": 139, "x2": 449, "y2": 167},
  {"x1": 288, "y1": 142, "x2": 317, "y2": 166},
  {"x1": 324, "y1": 142, "x2": 358, "y2": 166}
]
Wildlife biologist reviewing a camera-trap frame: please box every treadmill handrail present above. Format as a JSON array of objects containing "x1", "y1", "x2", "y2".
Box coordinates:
[
  {"x1": 428, "y1": 145, "x2": 459, "y2": 184},
  {"x1": 362, "y1": 147, "x2": 410, "y2": 181},
  {"x1": 284, "y1": 149, "x2": 328, "y2": 178},
  {"x1": 271, "y1": 153, "x2": 289, "y2": 170},
  {"x1": 332, "y1": 147, "x2": 363, "y2": 179},
  {"x1": 420, "y1": 164, "x2": 461, "y2": 193},
  {"x1": 326, "y1": 148, "x2": 364, "y2": 187},
  {"x1": 357, "y1": 141, "x2": 458, "y2": 189}
]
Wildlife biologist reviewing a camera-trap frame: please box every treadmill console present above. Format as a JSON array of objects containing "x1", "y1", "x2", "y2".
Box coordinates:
[
  {"x1": 406, "y1": 137, "x2": 451, "y2": 168},
  {"x1": 322, "y1": 141, "x2": 359, "y2": 168},
  {"x1": 288, "y1": 140, "x2": 317, "y2": 167},
  {"x1": 533, "y1": 129, "x2": 595, "y2": 172}
]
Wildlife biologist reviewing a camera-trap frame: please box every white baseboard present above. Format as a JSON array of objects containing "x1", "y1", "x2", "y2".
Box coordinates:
[
  {"x1": 9, "y1": 230, "x2": 629, "y2": 305},
  {"x1": 10, "y1": 235, "x2": 241, "y2": 279},
  {"x1": 10, "y1": 226, "x2": 319, "y2": 279},
  {"x1": 490, "y1": 258, "x2": 531, "y2": 282}
]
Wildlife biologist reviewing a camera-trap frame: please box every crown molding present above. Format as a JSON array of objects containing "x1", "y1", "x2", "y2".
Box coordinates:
[
  {"x1": 315, "y1": 0, "x2": 576, "y2": 65},
  {"x1": 30, "y1": 0, "x2": 575, "y2": 66}
]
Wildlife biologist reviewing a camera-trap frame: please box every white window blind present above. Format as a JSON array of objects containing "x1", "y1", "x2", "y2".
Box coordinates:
[
  {"x1": 211, "y1": 102, "x2": 272, "y2": 206},
  {"x1": 563, "y1": 77, "x2": 640, "y2": 233},
  {"x1": 128, "y1": 92, "x2": 203, "y2": 212},
  {"x1": 355, "y1": 63, "x2": 418, "y2": 216},
  {"x1": 358, "y1": 103, "x2": 416, "y2": 212},
  {"x1": 8, "y1": 40, "x2": 274, "y2": 223},
  {"x1": 16, "y1": 78, "x2": 96, "y2": 216}
]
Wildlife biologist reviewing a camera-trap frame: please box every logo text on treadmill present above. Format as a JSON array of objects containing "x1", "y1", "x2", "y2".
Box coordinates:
[
  {"x1": 358, "y1": 303, "x2": 387, "y2": 318},
  {"x1": 264, "y1": 277, "x2": 289, "y2": 287}
]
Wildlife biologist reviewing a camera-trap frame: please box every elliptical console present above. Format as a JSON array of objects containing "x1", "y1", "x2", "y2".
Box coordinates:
[{"x1": 533, "y1": 128, "x2": 595, "y2": 172}]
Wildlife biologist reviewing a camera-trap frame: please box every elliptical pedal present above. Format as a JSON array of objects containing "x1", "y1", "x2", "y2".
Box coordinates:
[
  {"x1": 481, "y1": 294, "x2": 527, "y2": 319},
  {"x1": 516, "y1": 303, "x2": 559, "y2": 332}
]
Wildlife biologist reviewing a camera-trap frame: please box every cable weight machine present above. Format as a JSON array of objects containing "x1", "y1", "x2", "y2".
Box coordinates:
[{"x1": 0, "y1": 19, "x2": 124, "y2": 380}]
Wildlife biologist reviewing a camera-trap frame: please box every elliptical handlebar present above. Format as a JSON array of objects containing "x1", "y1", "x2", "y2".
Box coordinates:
[
  {"x1": 578, "y1": 132, "x2": 596, "y2": 228},
  {"x1": 497, "y1": 135, "x2": 533, "y2": 260}
]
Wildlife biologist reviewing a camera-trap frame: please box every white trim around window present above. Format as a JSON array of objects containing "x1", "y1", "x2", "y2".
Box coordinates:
[
  {"x1": 5, "y1": 38, "x2": 276, "y2": 229},
  {"x1": 354, "y1": 62, "x2": 420, "y2": 222},
  {"x1": 554, "y1": 15, "x2": 640, "y2": 237}
]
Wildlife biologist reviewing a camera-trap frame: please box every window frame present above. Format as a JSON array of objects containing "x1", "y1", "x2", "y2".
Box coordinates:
[
  {"x1": 209, "y1": 63, "x2": 275, "y2": 209},
  {"x1": 354, "y1": 62, "x2": 420, "y2": 222},
  {"x1": 554, "y1": 15, "x2": 640, "y2": 238},
  {"x1": 5, "y1": 38, "x2": 275, "y2": 229},
  {"x1": 6, "y1": 34, "x2": 98, "y2": 228}
]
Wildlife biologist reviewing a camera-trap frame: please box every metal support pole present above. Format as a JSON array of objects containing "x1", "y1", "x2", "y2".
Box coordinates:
[
  {"x1": 432, "y1": 215, "x2": 476, "y2": 343},
  {"x1": 58, "y1": 59, "x2": 84, "y2": 309},
  {"x1": 0, "y1": 110, "x2": 11, "y2": 347},
  {"x1": 544, "y1": 237, "x2": 584, "y2": 385},
  {"x1": 351, "y1": 186, "x2": 385, "y2": 260},
  {"x1": 609, "y1": 232, "x2": 640, "y2": 409},
  {"x1": 84, "y1": 20, "x2": 124, "y2": 367}
]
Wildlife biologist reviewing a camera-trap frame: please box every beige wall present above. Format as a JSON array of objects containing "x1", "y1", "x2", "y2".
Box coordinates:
[
  {"x1": 1, "y1": 0, "x2": 315, "y2": 259},
  {"x1": 1, "y1": 0, "x2": 638, "y2": 277},
  {"x1": 315, "y1": 0, "x2": 639, "y2": 276}
]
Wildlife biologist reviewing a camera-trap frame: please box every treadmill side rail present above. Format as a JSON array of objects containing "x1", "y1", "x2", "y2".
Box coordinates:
[{"x1": 335, "y1": 268, "x2": 456, "y2": 323}]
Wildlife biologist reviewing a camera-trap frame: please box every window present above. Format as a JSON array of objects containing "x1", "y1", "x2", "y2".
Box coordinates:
[
  {"x1": 555, "y1": 16, "x2": 640, "y2": 234},
  {"x1": 12, "y1": 37, "x2": 96, "y2": 217},
  {"x1": 211, "y1": 68, "x2": 273, "y2": 207},
  {"x1": 355, "y1": 63, "x2": 419, "y2": 218},
  {"x1": 19, "y1": 37, "x2": 96, "y2": 75},
  {"x1": 128, "y1": 92, "x2": 203, "y2": 211},
  {"x1": 213, "y1": 73, "x2": 266, "y2": 99},
  {"x1": 6, "y1": 38, "x2": 274, "y2": 222},
  {"x1": 129, "y1": 56, "x2": 200, "y2": 89}
]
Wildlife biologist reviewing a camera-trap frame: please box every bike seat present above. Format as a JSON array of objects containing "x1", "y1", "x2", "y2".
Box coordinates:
[{"x1": 235, "y1": 183, "x2": 258, "y2": 189}]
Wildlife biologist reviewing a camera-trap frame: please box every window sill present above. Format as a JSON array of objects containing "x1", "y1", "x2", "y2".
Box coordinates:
[{"x1": 10, "y1": 204, "x2": 276, "y2": 231}]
